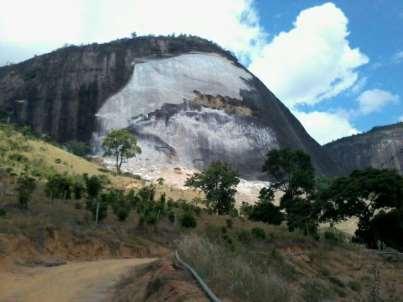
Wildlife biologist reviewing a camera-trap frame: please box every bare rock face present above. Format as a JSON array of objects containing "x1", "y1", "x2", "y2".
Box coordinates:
[
  {"x1": 324, "y1": 123, "x2": 403, "y2": 175},
  {"x1": 0, "y1": 36, "x2": 339, "y2": 178}
]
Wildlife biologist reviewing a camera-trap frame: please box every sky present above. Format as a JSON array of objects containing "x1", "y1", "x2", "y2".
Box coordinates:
[{"x1": 0, "y1": 0, "x2": 402, "y2": 144}]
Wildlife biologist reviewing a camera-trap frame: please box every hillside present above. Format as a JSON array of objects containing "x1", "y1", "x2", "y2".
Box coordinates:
[
  {"x1": 0, "y1": 35, "x2": 339, "y2": 178},
  {"x1": 0, "y1": 125, "x2": 402, "y2": 302},
  {"x1": 324, "y1": 122, "x2": 403, "y2": 175}
]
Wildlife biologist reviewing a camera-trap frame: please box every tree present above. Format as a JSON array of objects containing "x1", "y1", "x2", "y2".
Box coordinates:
[
  {"x1": 262, "y1": 149, "x2": 319, "y2": 236},
  {"x1": 185, "y1": 162, "x2": 240, "y2": 215},
  {"x1": 102, "y1": 129, "x2": 141, "y2": 174},
  {"x1": 247, "y1": 187, "x2": 284, "y2": 225},
  {"x1": 45, "y1": 173, "x2": 73, "y2": 200},
  {"x1": 16, "y1": 175, "x2": 36, "y2": 209},
  {"x1": 84, "y1": 175, "x2": 105, "y2": 223},
  {"x1": 319, "y1": 168, "x2": 403, "y2": 250}
]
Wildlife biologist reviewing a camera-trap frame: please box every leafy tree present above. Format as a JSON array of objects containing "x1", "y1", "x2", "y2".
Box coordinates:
[
  {"x1": 16, "y1": 175, "x2": 36, "y2": 209},
  {"x1": 83, "y1": 174, "x2": 105, "y2": 223},
  {"x1": 104, "y1": 189, "x2": 131, "y2": 221},
  {"x1": 262, "y1": 149, "x2": 319, "y2": 236},
  {"x1": 185, "y1": 162, "x2": 240, "y2": 215},
  {"x1": 247, "y1": 188, "x2": 284, "y2": 225},
  {"x1": 319, "y1": 168, "x2": 403, "y2": 250},
  {"x1": 102, "y1": 129, "x2": 141, "y2": 174},
  {"x1": 45, "y1": 174, "x2": 73, "y2": 200}
]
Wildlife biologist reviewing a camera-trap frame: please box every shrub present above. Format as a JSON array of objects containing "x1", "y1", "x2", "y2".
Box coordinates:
[
  {"x1": 168, "y1": 211, "x2": 175, "y2": 223},
  {"x1": 16, "y1": 175, "x2": 36, "y2": 209},
  {"x1": 65, "y1": 141, "x2": 91, "y2": 157},
  {"x1": 237, "y1": 229, "x2": 252, "y2": 243},
  {"x1": 180, "y1": 212, "x2": 197, "y2": 228},
  {"x1": 251, "y1": 227, "x2": 266, "y2": 240},
  {"x1": 8, "y1": 153, "x2": 28, "y2": 163},
  {"x1": 0, "y1": 208, "x2": 6, "y2": 217},
  {"x1": 323, "y1": 227, "x2": 346, "y2": 245},
  {"x1": 348, "y1": 280, "x2": 362, "y2": 292},
  {"x1": 226, "y1": 218, "x2": 233, "y2": 229},
  {"x1": 45, "y1": 173, "x2": 73, "y2": 200}
]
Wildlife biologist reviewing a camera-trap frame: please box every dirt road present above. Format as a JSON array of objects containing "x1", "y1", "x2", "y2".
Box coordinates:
[{"x1": 0, "y1": 258, "x2": 157, "y2": 302}]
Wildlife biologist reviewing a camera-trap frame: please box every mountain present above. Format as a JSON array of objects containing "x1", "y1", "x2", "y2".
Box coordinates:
[
  {"x1": 324, "y1": 122, "x2": 403, "y2": 175},
  {"x1": 0, "y1": 35, "x2": 339, "y2": 178}
]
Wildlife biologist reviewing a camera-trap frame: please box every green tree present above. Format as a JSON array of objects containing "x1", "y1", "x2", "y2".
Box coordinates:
[
  {"x1": 262, "y1": 149, "x2": 318, "y2": 236},
  {"x1": 45, "y1": 173, "x2": 73, "y2": 200},
  {"x1": 185, "y1": 162, "x2": 240, "y2": 215},
  {"x1": 102, "y1": 129, "x2": 141, "y2": 174},
  {"x1": 84, "y1": 174, "x2": 105, "y2": 223},
  {"x1": 319, "y1": 168, "x2": 403, "y2": 250},
  {"x1": 248, "y1": 187, "x2": 284, "y2": 225},
  {"x1": 16, "y1": 175, "x2": 36, "y2": 209}
]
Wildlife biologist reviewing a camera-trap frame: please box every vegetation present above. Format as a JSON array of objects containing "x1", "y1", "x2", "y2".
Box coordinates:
[
  {"x1": 185, "y1": 162, "x2": 240, "y2": 215},
  {"x1": 319, "y1": 168, "x2": 403, "y2": 251},
  {"x1": 16, "y1": 175, "x2": 36, "y2": 209},
  {"x1": 180, "y1": 211, "x2": 197, "y2": 228},
  {"x1": 0, "y1": 123, "x2": 402, "y2": 301},
  {"x1": 102, "y1": 129, "x2": 141, "y2": 174},
  {"x1": 64, "y1": 140, "x2": 91, "y2": 157}
]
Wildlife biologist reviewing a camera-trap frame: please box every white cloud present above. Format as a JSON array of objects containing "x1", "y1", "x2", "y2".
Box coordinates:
[
  {"x1": 399, "y1": 115, "x2": 403, "y2": 122},
  {"x1": 0, "y1": 0, "x2": 265, "y2": 65},
  {"x1": 350, "y1": 77, "x2": 368, "y2": 95},
  {"x1": 294, "y1": 111, "x2": 359, "y2": 145},
  {"x1": 249, "y1": 2, "x2": 369, "y2": 108},
  {"x1": 393, "y1": 51, "x2": 403, "y2": 64},
  {"x1": 357, "y1": 89, "x2": 399, "y2": 115}
]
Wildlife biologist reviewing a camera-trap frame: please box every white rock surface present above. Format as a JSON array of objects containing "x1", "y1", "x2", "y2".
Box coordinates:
[{"x1": 95, "y1": 52, "x2": 253, "y2": 133}]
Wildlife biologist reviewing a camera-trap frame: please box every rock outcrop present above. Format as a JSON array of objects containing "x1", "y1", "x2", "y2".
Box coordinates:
[
  {"x1": 0, "y1": 35, "x2": 339, "y2": 178},
  {"x1": 324, "y1": 123, "x2": 403, "y2": 175}
]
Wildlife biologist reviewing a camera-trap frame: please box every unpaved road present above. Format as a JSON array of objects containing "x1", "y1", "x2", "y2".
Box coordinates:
[{"x1": 0, "y1": 258, "x2": 157, "y2": 302}]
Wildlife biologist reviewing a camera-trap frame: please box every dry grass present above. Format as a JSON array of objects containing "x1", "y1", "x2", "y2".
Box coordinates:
[{"x1": 178, "y1": 235, "x2": 291, "y2": 302}]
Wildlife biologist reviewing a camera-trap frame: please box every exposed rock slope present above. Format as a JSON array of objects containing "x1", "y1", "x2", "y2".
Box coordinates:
[
  {"x1": 0, "y1": 36, "x2": 338, "y2": 178},
  {"x1": 324, "y1": 122, "x2": 403, "y2": 175}
]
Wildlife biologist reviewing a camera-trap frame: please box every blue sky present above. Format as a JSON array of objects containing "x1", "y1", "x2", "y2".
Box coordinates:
[
  {"x1": 254, "y1": 0, "x2": 403, "y2": 141},
  {"x1": 0, "y1": 0, "x2": 402, "y2": 144}
]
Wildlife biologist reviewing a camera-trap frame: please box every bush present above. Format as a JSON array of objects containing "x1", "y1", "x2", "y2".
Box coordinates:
[
  {"x1": 8, "y1": 153, "x2": 28, "y2": 163},
  {"x1": 0, "y1": 208, "x2": 6, "y2": 217},
  {"x1": 16, "y1": 175, "x2": 36, "y2": 209},
  {"x1": 180, "y1": 212, "x2": 197, "y2": 228},
  {"x1": 65, "y1": 141, "x2": 91, "y2": 157},
  {"x1": 237, "y1": 229, "x2": 252, "y2": 243},
  {"x1": 45, "y1": 173, "x2": 73, "y2": 200},
  {"x1": 226, "y1": 218, "x2": 233, "y2": 229},
  {"x1": 348, "y1": 280, "x2": 362, "y2": 292},
  {"x1": 323, "y1": 228, "x2": 346, "y2": 245},
  {"x1": 168, "y1": 211, "x2": 176, "y2": 223},
  {"x1": 251, "y1": 227, "x2": 266, "y2": 240}
]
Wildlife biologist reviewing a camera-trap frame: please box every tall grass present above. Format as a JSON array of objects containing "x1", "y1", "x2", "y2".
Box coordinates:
[{"x1": 178, "y1": 235, "x2": 292, "y2": 302}]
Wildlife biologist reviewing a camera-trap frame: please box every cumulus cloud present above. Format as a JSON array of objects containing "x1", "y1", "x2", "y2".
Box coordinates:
[
  {"x1": 294, "y1": 111, "x2": 359, "y2": 145},
  {"x1": 249, "y1": 2, "x2": 369, "y2": 108},
  {"x1": 357, "y1": 89, "x2": 399, "y2": 115},
  {"x1": 0, "y1": 0, "x2": 265, "y2": 64}
]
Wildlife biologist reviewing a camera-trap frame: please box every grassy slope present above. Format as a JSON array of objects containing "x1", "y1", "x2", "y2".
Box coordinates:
[
  {"x1": 0, "y1": 124, "x2": 402, "y2": 302},
  {"x1": 0, "y1": 124, "x2": 199, "y2": 200}
]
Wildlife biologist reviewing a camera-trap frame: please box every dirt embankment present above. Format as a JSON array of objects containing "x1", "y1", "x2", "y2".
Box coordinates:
[{"x1": 112, "y1": 258, "x2": 209, "y2": 302}]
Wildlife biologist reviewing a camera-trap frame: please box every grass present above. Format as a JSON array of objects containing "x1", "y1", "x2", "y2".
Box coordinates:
[{"x1": 1, "y1": 123, "x2": 403, "y2": 301}]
